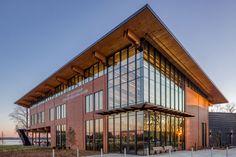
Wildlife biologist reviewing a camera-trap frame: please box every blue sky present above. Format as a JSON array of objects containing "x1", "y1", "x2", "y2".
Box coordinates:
[{"x1": 0, "y1": 0, "x2": 235, "y2": 136}]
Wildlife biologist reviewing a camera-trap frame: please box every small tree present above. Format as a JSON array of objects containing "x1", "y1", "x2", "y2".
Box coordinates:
[
  {"x1": 67, "y1": 127, "x2": 76, "y2": 148},
  {"x1": 9, "y1": 106, "x2": 28, "y2": 129}
]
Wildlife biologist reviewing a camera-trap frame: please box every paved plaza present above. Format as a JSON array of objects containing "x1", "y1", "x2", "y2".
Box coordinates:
[{"x1": 90, "y1": 148, "x2": 236, "y2": 157}]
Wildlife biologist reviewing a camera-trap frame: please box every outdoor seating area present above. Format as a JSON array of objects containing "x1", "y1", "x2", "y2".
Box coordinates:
[{"x1": 153, "y1": 146, "x2": 176, "y2": 154}]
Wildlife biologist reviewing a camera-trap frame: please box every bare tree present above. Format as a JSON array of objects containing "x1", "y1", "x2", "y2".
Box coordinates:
[
  {"x1": 209, "y1": 104, "x2": 222, "y2": 112},
  {"x1": 209, "y1": 103, "x2": 236, "y2": 113},
  {"x1": 224, "y1": 103, "x2": 236, "y2": 113},
  {"x1": 9, "y1": 106, "x2": 28, "y2": 130}
]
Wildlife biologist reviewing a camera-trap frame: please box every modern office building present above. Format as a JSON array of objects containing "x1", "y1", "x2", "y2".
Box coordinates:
[
  {"x1": 209, "y1": 112, "x2": 236, "y2": 147},
  {"x1": 15, "y1": 5, "x2": 227, "y2": 155}
]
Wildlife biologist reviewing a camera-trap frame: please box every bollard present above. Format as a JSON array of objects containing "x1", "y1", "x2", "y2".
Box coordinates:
[
  {"x1": 147, "y1": 147, "x2": 149, "y2": 156},
  {"x1": 226, "y1": 147, "x2": 228, "y2": 157},
  {"x1": 124, "y1": 147, "x2": 126, "y2": 157},
  {"x1": 191, "y1": 147, "x2": 193, "y2": 157},
  {"x1": 168, "y1": 149, "x2": 171, "y2": 157},
  {"x1": 100, "y1": 148, "x2": 103, "y2": 157},
  {"x1": 211, "y1": 147, "x2": 213, "y2": 157},
  {"x1": 77, "y1": 148, "x2": 79, "y2": 157},
  {"x1": 52, "y1": 149, "x2": 55, "y2": 157}
]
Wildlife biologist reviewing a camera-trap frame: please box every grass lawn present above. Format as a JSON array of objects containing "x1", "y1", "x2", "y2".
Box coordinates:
[
  {"x1": 0, "y1": 145, "x2": 99, "y2": 157},
  {"x1": 0, "y1": 145, "x2": 44, "y2": 152}
]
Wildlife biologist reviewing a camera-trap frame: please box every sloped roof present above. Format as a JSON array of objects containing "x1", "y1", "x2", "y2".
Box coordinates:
[{"x1": 15, "y1": 4, "x2": 227, "y2": 107}]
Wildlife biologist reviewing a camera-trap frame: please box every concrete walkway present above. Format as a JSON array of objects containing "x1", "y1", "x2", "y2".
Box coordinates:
[{"x1": 89, "y1": 148, "x2": 236, "y2": 157}]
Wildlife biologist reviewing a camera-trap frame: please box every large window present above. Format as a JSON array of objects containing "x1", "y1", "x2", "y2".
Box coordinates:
[
  {"x1": 142, "y1": 42, "x2": 185, "y2": 112},
  {"x1": 137, "y1": 111, "x2": 144, "y2": 155},
  {"x1": 30, "y1": 113, "x2": 37, "y2": 125},
  {"x1": 56, "y1": 104, "x2": 66, "y2": 120},
  {"x1": 31, "y1": 112, "x2": 44, "y2": 124},
  {"x1": 56, "y1": 105, "x2": 61, "y2": 120},
  {"x1": 41, "y1": 111, "x2": 44, "y2": 123},
  {"x1": 107, "y1": 42, "x2": 187, "y2": 112},
  {"x1": 108, "y1": 46, "x2": 143, "y2": 110},
  {"x1": 95, "y1": 119, "x2": 103, "y2": 151},
  {"x1": 108, "y1": 116, "x2": 114, "y2": 152},
  {"x1": 114, "y1": 114, "x2": 121, "y2": 152},
  {"x1": 95, "y1": 91, "x2": 103, "y2": 110},
  {"x1": 61, "y1": 104, "x2": 66, "y2": 118},
  {"x1": 56, "y1": 124, "x2": 66, "y2": 148},
  {"x1": 86, "y1": 91, "x2": 104, "y2": 113},
  {"x1": 108, "y1": 111, "x2": 185, "y2": 155},
  {"x1": 37, "y1": 112, "x2": 41, "y2": 124},
  {"x1": 85, "y1": 94, "x2": 93, "y2": 113},
  {"x1": 109, "y1": 111, "x2": 143, "y2": 155},
  {"x1": 86, "y1": 119, "x2": 103, "y2": 151},
  {"x1": 49, "y1": 108, "x2": 54, "y2": 121},
  {"x1": 121, "y1": 113, "x2": 128, "y2": 152},
  {"x1": 86, "y1": 120, "x2": 94, "y2": 150}
]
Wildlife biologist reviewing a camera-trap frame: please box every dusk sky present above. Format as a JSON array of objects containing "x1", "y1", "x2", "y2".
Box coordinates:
[{"x1": 0, "y1": 0, "x2": 236, "y2": 137}]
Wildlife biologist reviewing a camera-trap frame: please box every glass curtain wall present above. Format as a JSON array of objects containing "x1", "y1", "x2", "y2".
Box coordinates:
[
  {"x1": 107, "y1": 42, "x2": 185, "y2": 111},
  {"x1": 108, "y1": 46, "x2": 143, "y2": 110},
  {"x1": 143, "y1": 42, "x2": 185, "y2": 112},
  {"x1": 108, "y1": 111, "x2": 143, "y2": 155},
  {"x1": 108, "y1": 111, "x2": 184, "y2": 155},
  {"x1": 107, "y1": 41, "x2": 187, "y2": 155}
]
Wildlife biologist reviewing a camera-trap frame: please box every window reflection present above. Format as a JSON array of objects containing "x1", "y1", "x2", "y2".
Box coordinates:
[
  {"x1": 86, "y1": 119, "x2": 103, "y2": 151},
  {"x1": 107, "y1": 42, "x2": 188, "y2": 154},
  {"x1": 108, "y1": 46, "x2": 142, "y2": 109},
  {"x1": 108, "y1": 111, "x2": 185, "y2": 155}
]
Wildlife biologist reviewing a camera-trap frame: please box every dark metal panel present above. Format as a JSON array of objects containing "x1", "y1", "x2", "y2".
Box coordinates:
[{"x1": 209, "y1": 112, "x2": 236, "y2": 146}]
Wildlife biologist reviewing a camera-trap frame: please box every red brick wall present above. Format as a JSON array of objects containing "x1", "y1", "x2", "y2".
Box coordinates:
[
  {"x1": 29, "y1": 75, "x2": 108, "y2": 151},
  {"x1": 30, "y1": 74, "x2": 210, "y2": 152},
  {"x1": 185, "y1": 86, "x2": 209, "y2": 150}
]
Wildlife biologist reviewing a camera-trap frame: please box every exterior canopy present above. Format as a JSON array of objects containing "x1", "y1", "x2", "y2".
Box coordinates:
[
  {"x1": 97, "y1": 103, "x2": 195, "y2": 117},
  {"x1": 15, "y1": 4, "x2": 227, "y2": 107}
]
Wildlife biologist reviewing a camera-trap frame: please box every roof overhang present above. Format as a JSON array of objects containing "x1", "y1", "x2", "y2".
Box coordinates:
[
  {"x1": 15, "y1": 4, "x2": 227, "y2": 107},
  {"x1": 96, "y1": 103, "x2": 195, "y2": 117}
]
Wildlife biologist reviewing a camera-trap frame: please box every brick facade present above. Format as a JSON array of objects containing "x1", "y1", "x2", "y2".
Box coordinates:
[{"x1": 30, "y1": 75, "x2": 108, "y2": 151}]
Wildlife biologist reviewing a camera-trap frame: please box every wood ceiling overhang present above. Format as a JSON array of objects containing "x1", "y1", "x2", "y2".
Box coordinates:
[{"x1": 15, "y1": 4, "x2": 227, "y2": 108}]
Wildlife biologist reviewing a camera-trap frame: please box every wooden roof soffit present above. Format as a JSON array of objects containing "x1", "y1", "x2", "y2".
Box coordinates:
[
  {"x1": 123, "y1": 29, "x2": 140, "y2": 48},
  {"x1": 93, "y1": 51, "x2": 106, "y2": 65},
  {"x1": 20, "y1": 100, "x2": 30, "y2": 106},
  {"x1": 27, "y1": 96, "x2": 37, "y2": 101},
  {"x1": 56, "y1": 76, "x2": 67, "y2": 85},
  {"x1": 71, "y1": 66, "x2": 84, "y2": 76},
  {"x1": 35, "y1": 91, "x2": 46, "y2": 97},
  {"x1": 44, "y1": 84, "x2": 55, "y2": 92}
]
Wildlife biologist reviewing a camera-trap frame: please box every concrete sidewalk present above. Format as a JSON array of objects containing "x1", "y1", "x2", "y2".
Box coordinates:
[{"x1": 89, "y1": 148, "x2": 236, "y2": 157}]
